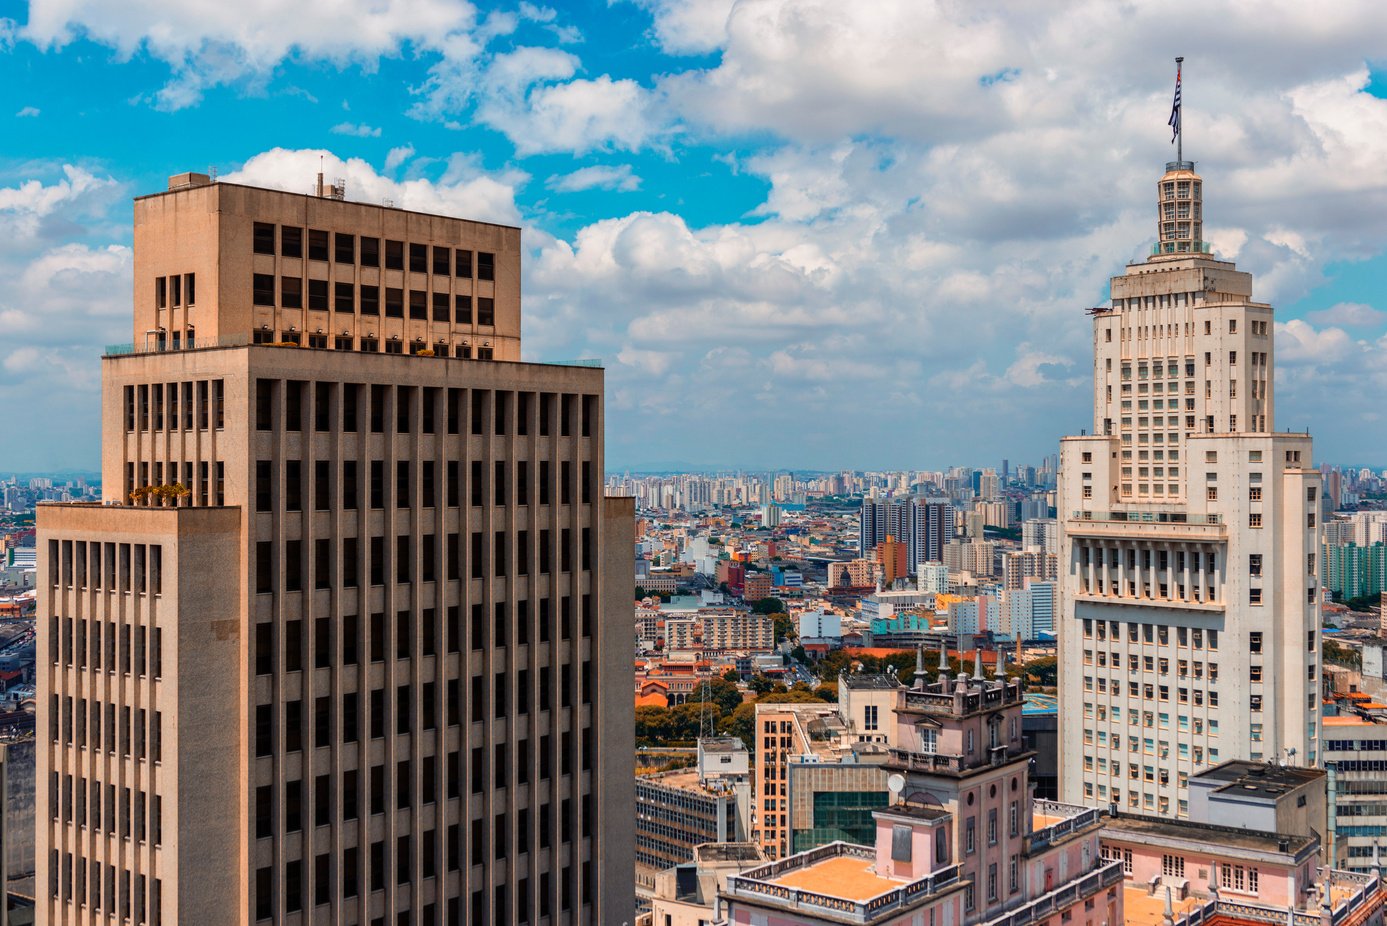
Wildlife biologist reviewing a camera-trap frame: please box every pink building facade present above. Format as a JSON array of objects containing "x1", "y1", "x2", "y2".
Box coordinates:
[{"x1": 721, "y1": 651, "x2": 1123, "y2": 926}]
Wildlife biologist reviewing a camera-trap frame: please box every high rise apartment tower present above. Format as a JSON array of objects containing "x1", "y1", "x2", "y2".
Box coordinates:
[
  {"x1": 37, "y1": 173, "x2": 635, "y2": 924},
  {"x1": 1058, "y1": 160, "x2": 1321, "y2": 816}
]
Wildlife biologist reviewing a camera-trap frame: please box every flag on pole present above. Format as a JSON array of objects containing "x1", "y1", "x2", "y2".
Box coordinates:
[{"x1": 1168, "y1": 60, "x2": 1182, "y2": 144}]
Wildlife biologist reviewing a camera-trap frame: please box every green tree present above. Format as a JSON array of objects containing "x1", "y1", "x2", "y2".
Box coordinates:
[
  {"x1": 671, "y1": 701, "x2": 721, "y2": 740},
  {"x1": 751, "y1": 597, "x2": 786, "y2": 615},
  {"x1": 813, "y1": 683, "x2": 839, "y2": 703},
  {"x1": 772, "y1": 613, "x2": 795, "y2": 643},
  {"x1": 634, "y1": 705, "x2": 673, "y2": 745},
  {"x1": 720, "y1": 701, "x2": 758, "y2": 749},
  {"x1": 1022, "y1": 655, "x2": 1058, "y2": 686},
  {"x1": 686, "y1": 677, "x2": 745, "y2": 715},
  {"x1": 758, "y1": 690, "x2": 824, "y2": 705},
  {"x1": 749, "y1": 674, "x2": 777, "y2": 695},
  {"x1": 1324, "y1": 640, "x2": 1362, "y2": 669},
  {"x1": 722, "y1": 668, "x2": 742, "y2": 683}
]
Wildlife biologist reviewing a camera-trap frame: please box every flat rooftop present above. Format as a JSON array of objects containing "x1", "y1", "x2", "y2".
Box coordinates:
[
  {"x1": 770, "y1": 855, "x2": 901, "y2": 902},
  {"x1": 1103, "y1": 813, "x2": 1316, "y2": 857},
  {"x1": 1193, "y1": 760, "x2": 1324, "y2": 798},
  {"x1": 1122, "y1": 883, "x2": 1203, "y2": 926},
  {"x1": 841, "y1": 674, "x2": 902, "y2": 691}
]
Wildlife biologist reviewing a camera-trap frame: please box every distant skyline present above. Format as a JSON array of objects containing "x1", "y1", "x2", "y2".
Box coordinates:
[{"x1": 3, "y1": 1, "x2": 1387, "y2": 471}]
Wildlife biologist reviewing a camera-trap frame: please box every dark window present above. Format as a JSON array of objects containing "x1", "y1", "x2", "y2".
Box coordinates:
[
  {"x1": 308, "y1": 279, "x2": 328, "y2": 311},
  {"x1": 361, "y1": 236, "x2": 379, "y2": 267},
  {"x1": 433, "y1": 246, "x2": 451, "y2": 275},
  {"x1": 253, "y1": 223, "x2": 276, "y2": 255},
  {"x1": 256, "y1": 461, "x2": 273, "y2": 511},
  {"x1": 281, "y1": 276, "x2": 303, "y2": 309},
  {"x1": 335, "y1": 233, "x2": 355, "y2": 264},
  {"x1": 360, "y1": 285, "x2": 380, "y2": 316},
  {"x1": 308, "y1": 230, "x2": 329, "y2": 261},
  {"x1": 385, "y1": 288, "x2": 403, "y2": 318},
  {"x1": 432, "y1": 292, "x2": 450, "y2": 321},
  {"x1": 478, "y1": 252, "x2": 495, "y2": 281},
  {"x1": 454, "y1": 294, "x2": 472, "y2": 324},
  {"x1": 409, "y1": 290, "x2": 427, "y2": 319},
  {"x1": 478, "y1": 297, "x2": 494, "y2": 326},
  {"x1": 409, "y1": 243, "x2": 428, "y2": 273},
  {"x1": 455, "y1": 249, "x2": 472, "y2": 277},
  {"x1": 281, "y1": 226, "x2": 303, "y2": 258},
  {"x1": 335, "y1": 282, "x2": 354, "y2": 312},
  {"x1": 253, "y1": 274, "x2": 275, "y2": 306},
  {"x1": 385, "y1": 239, "x2": 403, "y2": 270}
]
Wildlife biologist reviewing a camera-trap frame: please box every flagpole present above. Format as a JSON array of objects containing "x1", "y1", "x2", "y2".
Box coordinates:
[{"x1": 1175, "y1": 57, "x2": 1184, "y2": 164}]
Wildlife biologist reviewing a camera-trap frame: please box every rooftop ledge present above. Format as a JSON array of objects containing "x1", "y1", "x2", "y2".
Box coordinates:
[
  {"x1": 102, "y1": 338, "x2": 603, "y2": 369},
  {"x1": 724, "y1": 842, "x2": 963, "y2": 924}
]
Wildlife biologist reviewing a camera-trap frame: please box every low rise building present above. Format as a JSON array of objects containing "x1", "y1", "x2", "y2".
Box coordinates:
[{"x1": 724, "y1": 650, "x2": 1123, "y2": 926}]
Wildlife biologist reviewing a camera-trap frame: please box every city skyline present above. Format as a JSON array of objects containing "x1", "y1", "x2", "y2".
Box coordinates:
[{"x1": 4, "y1": 2, "x2": 1387, "y2": 472}]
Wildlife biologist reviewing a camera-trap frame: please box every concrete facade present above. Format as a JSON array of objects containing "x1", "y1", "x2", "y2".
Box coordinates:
[
  {"x1": 1059, "y1": 161, "x2": 1321, "y2": 816},
  {"x1": 37, "y1": 176, "x2": 633, "y2": 925}
]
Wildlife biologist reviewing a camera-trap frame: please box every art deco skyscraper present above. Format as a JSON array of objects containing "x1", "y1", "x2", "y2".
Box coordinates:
[
  {"x1": 37, "y1": 173, "x2": 635, "y2": 924},
  {"x1": 1058, "y1": 158, "x2": 1321, "y2": 816}
]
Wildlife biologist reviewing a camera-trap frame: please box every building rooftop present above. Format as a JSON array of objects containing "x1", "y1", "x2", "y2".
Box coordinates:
[
  {"x1": 1192, "y1": 760, "x2": 1324, "y2": 798},
  {"x1": 698, "y1": 737, "x2": 747, "y2": 754},
  {"x1": 724, "y1": 842, "x2": 963, "y2": 923},
  {"x1": 695, "y1": 843, "x2": 762, "y2": 864},
  {"x1": 840, "y1": 673, "x2": 902, "y2": 691},
  {"x1": 1122, "y1": 883, "x2": 1205, "y2": 926},
  {"x1": 770, "y1": 854, "x2": 900, "y2": 901},
  {"x1": 1102, "y1": 812, "x2": 1317, "y2": 859}
]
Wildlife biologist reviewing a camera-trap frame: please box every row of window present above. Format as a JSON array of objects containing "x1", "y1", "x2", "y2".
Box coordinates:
[
  {"x1": 251, "y1": 527, "x2": 591, "y2": 593},
  {"x1": 253, "y1": 845, "x2": 590, "y2": 922},
  {"x1": 50, "y1": 853, "x2": 160, "y2": 924},
  {"x1": 251, "y1": 223, "x2": 495, "y2": 280},
  {"x1": 124, "y1": 460, "x2": 226, "y2": 508},
  {"x1": 51, "y1": 693, "x2": 162, "y2": 761},
  {"x1": 252, "y1": 331, "x2": 495, "y2": 358},
  {"x1": 122, "y1": 380, "x2": 224, "y2": 432},
  {"x1": 51, "y1": 773, "x2": 162, "y2": 845},
  {"x1": 253, "y1": 381, "x2": 596, "y2": 439},
  {"x1": 256, "y1": 458, "x2": 593, "y2": 512},
  {"x1": 1081, "y1": 619, "x2": 1220, "y2": 648},
  {"x1": 48, "y1": 541, "x2": 164, "y2": 596},
  {"x1": 255, "y1": 741, "x2": 585, "y2": 837},
  {"x1": 252, "y1": 597, "x2": 592, "y2": 676},
  {"x1": 153, "y1": 273, "x2": 195, "y2": 310},
  {"x1": 250, "y1": 276, "x2": 496, "y2": 323}
]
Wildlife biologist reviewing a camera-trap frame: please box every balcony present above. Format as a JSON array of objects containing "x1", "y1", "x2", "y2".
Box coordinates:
[
  {"x1": 1172, "y1": 870, "x2": 1379, "y2": 926},
  {"x1": 887, "y1": 748, "x2": 967, "y2": 774},
  {"x1": 1066, "y1": 509, "x2": 1227, "y2": 542},
  {"x1": 980, "y1": 859, "x2": 1124, "y2": 926},
  {"x1": 1028, "y1": 800, "x2": 1103, "y2": 853}
]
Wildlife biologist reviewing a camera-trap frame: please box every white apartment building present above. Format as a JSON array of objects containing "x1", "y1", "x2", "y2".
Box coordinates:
[{"x1": 1058, "y1": 159, "x2": 1322, "y2": 818}]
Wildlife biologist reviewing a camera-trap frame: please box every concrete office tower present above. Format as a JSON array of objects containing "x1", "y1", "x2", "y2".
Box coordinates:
[
  {"x1": 860, "y1": 498, "x2": 953, "y2": 574},
  {"x1": 1058, "y1": 159, "x2": 1321, "y2": 817},
  {"x1": 36, "y1": 174, "x2": 634, "y2": 925}
]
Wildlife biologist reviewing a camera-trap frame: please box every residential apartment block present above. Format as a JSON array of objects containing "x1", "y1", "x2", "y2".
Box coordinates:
[
  {"x1": 1059, "y1": 159, "x2": 1322, "y2": 815},
  {"x1": 37, "y1": 173, "x2": 634, "y2": 925}
]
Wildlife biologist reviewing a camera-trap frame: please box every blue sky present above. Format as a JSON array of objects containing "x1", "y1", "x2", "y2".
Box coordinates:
[{"x1": 3, "y1": 0, "x2": 1387, "y2": 472}]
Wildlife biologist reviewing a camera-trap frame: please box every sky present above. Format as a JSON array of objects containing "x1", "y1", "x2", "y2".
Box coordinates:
[{"x1": 2, "y1": 0, "x2": 1387, "y2": 473}]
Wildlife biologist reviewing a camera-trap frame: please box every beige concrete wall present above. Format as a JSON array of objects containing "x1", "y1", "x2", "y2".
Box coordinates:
[
  {"x1": 599, "y1": 496, "x2": 635, "y2": 925},
  {"x1": 37, "y1": 503, "x2": 242, "y2": 926},
  {"x1": 133, "y1": 181, "x2": 522, "y2": 360}
]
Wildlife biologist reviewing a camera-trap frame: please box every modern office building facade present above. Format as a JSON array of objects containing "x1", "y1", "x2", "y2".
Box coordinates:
[
  {"x1": 860, "y1": 498, "x2": 954, "y2": 572},
  {"x1": 1058, "y1": 160, "x2": 1321, "y2": 816},
  {"x1": 37, "y1": 174, "x2": 634, "y2": 925}
]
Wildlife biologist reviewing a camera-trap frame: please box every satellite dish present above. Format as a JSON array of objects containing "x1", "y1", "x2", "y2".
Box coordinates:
[{"x1": 887, "y1": 773, "x2": 906, "y2": 794}]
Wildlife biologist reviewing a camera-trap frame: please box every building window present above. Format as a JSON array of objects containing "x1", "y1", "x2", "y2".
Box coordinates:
[{"x1": 1161, "y1": 855, "x2": 1185, "y2": 878}]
